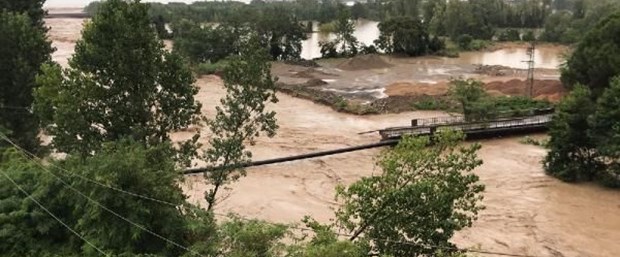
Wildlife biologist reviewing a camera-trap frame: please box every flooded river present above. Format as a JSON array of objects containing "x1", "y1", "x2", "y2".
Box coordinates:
[
  {"x1": 46, "y1": 18, "x2": 620, "y2": 257},
  {"x1": 301, "y1": 20, "x2": 564, "y2": 69}
]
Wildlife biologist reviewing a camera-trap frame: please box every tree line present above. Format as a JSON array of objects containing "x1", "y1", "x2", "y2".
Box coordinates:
[
  {"x1": 544, "y1": 11, "x2": 620, "y2": 187},
  {"x1": 1, "y1": 0, "x2": 486, "y2": 256}
]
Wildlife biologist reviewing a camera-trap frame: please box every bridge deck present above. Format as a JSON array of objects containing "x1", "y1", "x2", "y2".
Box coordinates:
[{"x1": 379, "y1": 114, "x2": 553, "y2": 140}]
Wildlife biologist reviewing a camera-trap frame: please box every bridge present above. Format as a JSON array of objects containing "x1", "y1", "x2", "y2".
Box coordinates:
[
  {"x1": 379, "y1": 113, "x2": 553, "y2": 140},
  {"x1": 184, "y1": 110, "x2": 554, "y2": 175}
]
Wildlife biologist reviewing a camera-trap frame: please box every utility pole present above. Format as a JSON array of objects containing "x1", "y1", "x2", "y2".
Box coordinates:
[{"x1": 524, "y1": 40, "x2": 536, "y2": 98}]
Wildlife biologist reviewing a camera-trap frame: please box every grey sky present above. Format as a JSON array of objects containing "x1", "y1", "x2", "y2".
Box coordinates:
[{"x1": 45, "y1": 0, "x2": 250, "y2": 8}]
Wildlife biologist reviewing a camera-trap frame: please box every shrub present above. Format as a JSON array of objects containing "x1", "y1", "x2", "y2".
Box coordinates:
[
  {"x1": 457, "y1": 34, "x2": 473, "y2": 49},
  {"x1": 497, "y1": 28, "x2": 521, "y2": 41},
  {"x1": 196, "y1": 60, "x2": 230, "y2": 75}
]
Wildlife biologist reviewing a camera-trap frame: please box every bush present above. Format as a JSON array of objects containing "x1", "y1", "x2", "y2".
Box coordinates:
[
  {"x1": 457, "y1": 34, "x2": 473, "y2": 49},
  {"x1": 468, "y1": 39, "x2": 490, "y2": 51},
  {"x1": 196, "y1": 60, "x2": 229, "y2": 75},
  {"x1": 497, "y1": 28, "x2": 521, "y2": 41},
  {"x1": 522, "y1": 30, "x2": 536, "y2": 42},
  {"x1": 412, "y1": 97, "x2": 451, "y2": 110},
  {"x1": 318, "y1": 21, "x2": 337, "y2": 33},
  {"x1": 360, "y1": 44, "x2": 378, "y2": 55}
]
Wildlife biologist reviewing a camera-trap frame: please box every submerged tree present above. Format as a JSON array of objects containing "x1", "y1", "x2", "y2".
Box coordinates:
[
  {"x1": 203, "y1": 37, "x2": 278, "y2": 211},
  {"x1": 35, "y1": 0, "x2": 201, "y2": 159},
  {"x1": 335, "y1": 131, "x2": 485, "y2": 256},
  {"x1": 375, "y1": 16, "x2": 440, "y2": 56}
]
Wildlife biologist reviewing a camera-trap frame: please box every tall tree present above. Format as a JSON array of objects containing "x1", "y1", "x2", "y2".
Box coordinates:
[
  {"x1": 35, "y1": 0, "x2": 201, "y2": 158},
  {"x1": 0, "y1": 10, "x2": 52, "y2": 154},
  {"x1": 561, "y1": 12, "x2": 620, "y2": 96},
  {"x1": 203, "y1": 37, "x2": 278, "y2": 211},
  {"x1": 0, "y1": 0, "x2": 46, "y2": 27},
  {"x1": 544, "y1": 85, "x2": 600, "y2": 182},
  {"x1": 335, "y1": 131, "x2": 484, "y2": 256},
  {"x1": 375, "y1": 16, "x2": 436, "y2": 56},
  {"x1": 588, "y1": 76, "x2": 620, "y2": 187}
]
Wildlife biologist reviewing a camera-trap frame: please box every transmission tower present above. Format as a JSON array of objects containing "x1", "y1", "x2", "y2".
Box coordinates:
[{"x1": 524, "y1": 40, "x2": 536, "y2": 98}]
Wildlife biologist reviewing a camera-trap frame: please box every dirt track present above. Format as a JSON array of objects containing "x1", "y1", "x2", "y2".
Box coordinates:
[{"x1": 47, "y1": 18, "x2": 620, "y2": 257}]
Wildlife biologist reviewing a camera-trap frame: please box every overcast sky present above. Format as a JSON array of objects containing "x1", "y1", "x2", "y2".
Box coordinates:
[{"x1": 45, "y1": 0, "x2": 251, "y2": 8}]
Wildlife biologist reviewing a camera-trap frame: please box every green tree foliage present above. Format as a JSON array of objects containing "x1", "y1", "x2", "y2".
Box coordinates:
[
  {"x1": 202, "y1": 38, "x2": 278, "y2": 211},
  {"x1": 0, "y1": 149, "x2": 76, "y2": 256},
  {"x1": 0, "y1": 11, "x2": 52, "y2": 154},
  {"x1": 449, "y1": 79, "x2": 489, "y2": 121},
  {"x1": 0, "y1": 140, "x2": 220, "y2": 256},
  {"x1": 561, "y1": 11, "x2": 620, "y2": 96},
  {"x1": 319, "y1": 9, "x2": 360, "y2": 58},
  {"x1": 335, "y1": 131, "x2": 485, "y2": 256},
  {"x1": 172, "y1": 19, "x2": 240, "y2": 64},
  {"x1": 497, "y1": 29, "x2": 521, "y2": 42},
  {"x1": 544, "y1": 85, "x2": 601, "y2": 182},
  {"x1": 375, "y1": 16, "x2": 443, "y2": 56},
  {"x1": 34, "y1": 0, "x2": 201, "y2": 158},
  {"x1": 56, "y1": 141, "x2": 195, "y2": 256},
  {"x1": 173, "y1": 7, "x2": 306, "y2": 62},
  {"x1": 541, "y1": 0, "x2": 620, "y2": 44},
  {"x1": 350, "y1": 2, "x2": 367, "y2": 20},
  {"x1": 255, "y1": 6, "x2": 308, "y2": 60},
  {"x1": 444, "y1": 0, "x2": 494, "y2": 40},
  {"x1": 216, "y1": 216, "x2": 289, "y2": 257},
  {"x1": 0, "y1": 0, "x2": 46, "y2": 26},
  {"x1": 588, "y1": 77, "x2": 620, "y2": 187},
  {"x1": 540, "y1": 11, "x2": 577, "y2": 43}
]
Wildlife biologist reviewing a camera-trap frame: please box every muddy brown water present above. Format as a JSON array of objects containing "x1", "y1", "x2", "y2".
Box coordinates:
[{"x1": 46, "y1": 18, "x2": 620, "y2": 257}]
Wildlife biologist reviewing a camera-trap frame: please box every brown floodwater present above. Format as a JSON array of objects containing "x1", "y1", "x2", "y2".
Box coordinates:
[{"x1": 46, "y1": 18, "x2": 620, "y2": 257}]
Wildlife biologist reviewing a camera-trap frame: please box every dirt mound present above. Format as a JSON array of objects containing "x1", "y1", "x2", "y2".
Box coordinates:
[
  {"x1": 385, "y1": 82, "x2": 449, "y2": 97},
  {"x1": 337, "y1": 54, "x2": 393, "y2": 71},
  {"x1": 484, "y1": 79, "x2": 566, "y2": 102},
  {"x1": 292, "y1": 68, "x2": 338, "y2": 79},
  {"x1": 474, "y1": 65, "x2": 518, "y2": 76}
]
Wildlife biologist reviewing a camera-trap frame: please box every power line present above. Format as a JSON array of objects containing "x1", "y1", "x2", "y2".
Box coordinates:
[
  {"x1": 0, "y1": 169, "x2": 109, "y2": 256},
  {"x1": 0, "y1": 134, "x2": 545, "y2": 257},
  {"x1": 0, "y1": 133, "x2": 179, "y2": 207}
]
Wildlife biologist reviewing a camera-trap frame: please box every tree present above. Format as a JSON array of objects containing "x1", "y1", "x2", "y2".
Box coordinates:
[
  {"x1": 350, "y1": 2, "x2": 367, "y2": 20},
  {"x1": 588, "y1": 76, "x2": 620, "y2": 187},
  {"x1": 497, "y1": 28, "x2": 521, "y2": 41},
  {"x1": 172, "y1": 19, "x2": 240, "y2": 64},
  {"x1": 0, "y1": 0, "x2": 46, "y2": 27},
  {"x1": 449, "y1": 79, "x2": 491, "y2": 121},
  {"x1": 57, "y1": 141, "x2": 195, "y2": 256},
  {"x1": 255, "y1": 7, "x2": 308, "y2": 60},
  {"x1": 335, "y1": 131, "x2": 485, "y2": 256},
  {"x1": 333, "y1": 9, "x2": 359, "y2": 56},
  {"x1": 540, "y1": 11, "x2": 576, "y2": 43},
  {"x1": 375, "y1": 16, "x2": 438, "y2": 56},
  {"x1": 561, "y1": 12, "x2": 620, "y2": 96},
  {"x1": 202, "y1": 37, "x2": 278, "y2": 211},
  {"x1": 544, "y1": 85, "x2": 600, "y2": 182},
  {"x1": 0, "y1": 149, "x2": 76, "y2": 256},
  {"x1": 35, "y1": 0, "x2": 201, "y2": 159},
  {"x1": 0, "y1": 10, "x2": 52, "y2": 154},
  {"x1": 0, "y1": 140, "x2": 220, "y2": 256}
]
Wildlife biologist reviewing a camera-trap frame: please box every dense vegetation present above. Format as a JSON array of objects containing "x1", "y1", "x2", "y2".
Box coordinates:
[
  {"x1": 545, "y1": 11, "x2": 620, "y2": 187},
  {"x1": 449, "y1": 79, "x2": 552, "y2": 121},
  {"x1": 1, "y1": 0, "x2": 488, "y2": 256},
  {"x1": 0, "y1": 0, "x2": 52, "y2": 154}
]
